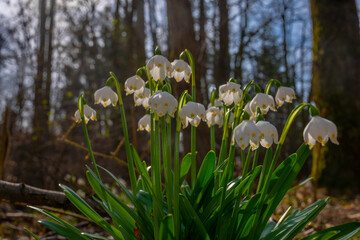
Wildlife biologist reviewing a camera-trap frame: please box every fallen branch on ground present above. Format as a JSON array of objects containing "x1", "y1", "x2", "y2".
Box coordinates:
[{"x1": 0, "y1": 180, "x2": 105, "y2": 214}]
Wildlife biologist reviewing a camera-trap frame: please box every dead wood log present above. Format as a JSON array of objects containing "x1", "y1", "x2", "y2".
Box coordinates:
[{"x1": 0, "y1": 180, "x2": 105, "y2": 214}]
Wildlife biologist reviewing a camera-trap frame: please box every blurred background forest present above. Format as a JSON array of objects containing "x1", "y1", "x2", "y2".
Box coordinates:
[{"x1": 0, "y1": 0, "x2": 359, "y2": 199}]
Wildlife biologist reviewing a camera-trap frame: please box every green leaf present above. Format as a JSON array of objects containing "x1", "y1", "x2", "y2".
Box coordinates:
[
  {"x1": 180, "y1": 153, "x2": 192, "y2": 184},
  {"x1": 39, "y1": 220, "x2": 87, "y2": 239},
  {"x1": 87, "y1": 167, "x2": 154, "y2": 238},
  {"x1": 24, "y1": 228, "x2": 41, "y2": 240},
  {"x1": 302, "y1": 222, "x2": 360, "y2": 240},
  {"x1": 160, "y1": 215, "x2": 175, "y2": 240},
  {"x1": 179, "y1": 194, "x2": 211, "y2": 240},
  {"x1": 235, "y1": 194, "x2": 261, "y2": 239},
  {"x1": 287, "y1": 177, "x2": 313, "y2": 194},
  {"x1": 131, "y1": 144, "x2": 152, "y2": 189},
  {"x1": 60, "y1": 184, "x2": 124, "y2": 240},
  {"x1": 261, "y1": 198, "x2": 329, "y2": 240},
  {"x1": 30, "y1": 206, "x2": 89, "y2": 239},
  {"x1": 194, "y1": 151, "x2": 216, "y2": 193}
]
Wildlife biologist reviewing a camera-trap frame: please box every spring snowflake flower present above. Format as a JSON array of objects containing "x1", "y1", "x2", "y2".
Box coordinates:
[
  {"x1": 219, "y1": 82, "x2": 243, "y2": 106},
  {"x1": 275, "y1": 86, "x2": 296, "y2": 107},
  {"x1": 250, "y1": 93, "x2": 276, "y2": 116},
  {"x1": 179, "y1": 102, "x2": 206, "y2": 128},
  {"x1": 124, "y1": 75, "x2": 145, "y2": 96},
  {"x1": 138, "y1": 114, "x2": 151, "y2": 132},
  {"x1": 244, "y1": 102, "x2": 256, "y2": 122},
  {"x1": 74, "y1": 105, "x2": 97, "y2": 124},
  {"x1": 94, "y1": 86, "x2": 118, "y2": 107},
  {"x1": 232, "y1": 120, "x2": 261, "y2": 150},
  {"x1": 205, "y1": 107, "x2": 223, "y2": 127},
  {"x1": 146, "y1": 55, "x2": 172, "y2": 81},
  {"x1": 149, "y1": 91, "x2": 178, "y2": 117},
  {"x1": 134, "y1": 88, "x2": 150, "y2": 109},
  {"x1": 256, "y1": 121, "x2": 278, "y2": 148},
  {"x1": 303, "y1": 116, "x2": 339, "y2": 149},
  {"x1": 169, "y1": 59, "x2": 192, "y2": 83}
]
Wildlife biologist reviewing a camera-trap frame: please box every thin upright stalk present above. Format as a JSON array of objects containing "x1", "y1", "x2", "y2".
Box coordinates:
[
  {"x1": 173, "y1": 130, "x2": 181, "y2": 240},
  {"x1": 210, "y1": 126, "x2": 215, "y2": 151},
  {"x1": 80, "y1": 117, "x2": 100, "y2": 179},
  {"x1": 184, "y1": 49, "x2": 197, "y2": 188},
  {"x1": 110, "y1": 72, "x2": 137, "y2": 194},
  {"x1": 161, "y1": 117, "x2": 172, "y2": 213}
]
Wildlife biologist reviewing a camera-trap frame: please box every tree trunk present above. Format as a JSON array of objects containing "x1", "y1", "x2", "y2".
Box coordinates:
[
  {"x1": 33, "y1": 0, "x2": 47, "y2": 143},
  {"x1": 215, "y1": 0, "x2": 230, "y2": 84},
  {"x1": 310, "y1": 0, "x2": 360, "y2": 194},
  {"x1": 43, "y1": 0, "x2": 56, "y2": 138},
  {"x1": 166, "y1": 0, "x2": 208, "y2": 163}
]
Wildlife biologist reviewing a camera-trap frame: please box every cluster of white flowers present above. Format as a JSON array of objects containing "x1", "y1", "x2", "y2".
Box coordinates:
[
  {"x1": 74, "y1": 52, "x2": 338, "y2": 151},
  {"x1": 146, "y1": 55, "x2": 192, "y2": 83},
  {"x1": 231, "y1": 120, "x2": 278, "y2": 150}
]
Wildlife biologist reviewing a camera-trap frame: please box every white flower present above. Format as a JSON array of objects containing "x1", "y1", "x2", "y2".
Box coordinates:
[
  {"x1": 244, "y1": 102, "x2": 256, "y2": 122},
  {"x1": 275, "y1": 86, "x2": 296, "y2": 107},
  {"x1": 149, "y1": 91, "x2": 178, "y2": 117},
  {"x1": 124, "y1": 75, "x2": 145, "y2": 96},
  {"x1": 179, "y1": 102, "x2": 206, "y2": 128},
  {"x1": 138, "y1": 114, "x2": 151, "y2": 132},
  {"x1": 74, "y1": 104, "x2": 97, "y2": 124},
  {"x1": 169, "y1": 59, "x2": 192, "y2": 83},
  {"x1": 94, "y1": 86, "x2": 118, "y2": 107},
  {"x1": 231, "y1": 120, "x2": 261, "y2": 150},
  {"x1": 146, "y1": 55, "x2": 172, "y2": 81},
  {"x1": 303, "y1": 116, "x2": 339, "y2": 149},
  {"x1": 218, "y1": 82, "x2": 243, "y2": 106},
  {"x1": 256, "y1": 121, "x2": 278, "y2": 148},
  {"x1": 250, "y1": 93, "x2": 276, "y2": 116},
  {"x1": 205, "y1": 107, "x2": 223, "y2": 127},
  {"x1": 134, "y1": 88, "x2": 150, "y2": 109}
]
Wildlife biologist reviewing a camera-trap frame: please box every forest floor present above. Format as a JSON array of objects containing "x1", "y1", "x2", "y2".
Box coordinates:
[{"x1": 1, "y1": 182, "x2": 360, "y2": 239}]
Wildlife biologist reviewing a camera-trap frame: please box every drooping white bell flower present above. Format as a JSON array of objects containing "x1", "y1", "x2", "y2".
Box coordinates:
[
  {"x1": 146, "y1": 55, "x2": 172, "y2": 81},
  {"x1": 303, "y1": 116, "x2": 339, "y2": 149},
  {"x1": 256, "y1": 121, "x2": 279, "y2": 148},
  {"x1": 231, "y1": 120, "x2": 261, "y2": 150},
  {"x1": 138, "y1": 114, "x2": 151, "y2": 132},
  {"x1": 205, "y1": 106, "x2": 223, "y2": 127},
  {"x1": 275, "y1": 86, "x2": 296, "y2": 107},
  {"x1": 74, "y1": 105, "x2": 97, "y2": 124},
  {"x1": 208, "y1": 99, "x2": 224, "y2": 115},
  {"x1": 219, "y1": 82, "x2": 243, "y2": 106},
  {"x1": 244, "y1": 102, "x2": 256, "y2": 122},
  {"x1": 134, "y1": 88, "x2": 150, "y2": 109},
  {"x1": 124, "y1": 75, "x2": 145, "y2": 96},
  {"x1": 148, "y1": 91, "x2": 178, "y2": 117},
  {"x1": 250, "y1": 93, "x2": 276, "y2": 116},
  {"x1": 179, "y1": 102, "x2": 206, "y2": 128},
  {"x1": 94, "y1": 86, "x2": 118, "y2": 107},
  {"x1": 169, "y1": 59, "x2": 192, "y2": 83}
]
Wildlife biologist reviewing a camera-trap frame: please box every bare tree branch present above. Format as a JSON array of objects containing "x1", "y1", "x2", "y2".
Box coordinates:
[{"x1": 0, "y1": 180, "x2": 104, "y2": 214}]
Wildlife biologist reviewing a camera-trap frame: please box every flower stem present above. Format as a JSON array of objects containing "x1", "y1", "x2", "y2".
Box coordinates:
[
  {"x1": 184, "y1": 49, "x2": 197, "y2": 188},
  {"x1": 210, "y1": 126, "x2": 215, "y2": 151},
  {"x1": 173, "y1": 130, "x2": 181, "y2": 240},
  {"x1": 109, "y1": 72, "x2": 137, "y2": 195},
  {"x1": 80, "y1": 117, "x2": 100, "y2": 179},
  {"x1": 161, "y1": 117, "x2": 172, "y2": 213}
]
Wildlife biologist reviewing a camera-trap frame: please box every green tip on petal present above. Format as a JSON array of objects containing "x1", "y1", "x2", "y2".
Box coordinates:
[{"x1": 155, "y1": 46, "x2": 162, "y2": 55}]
